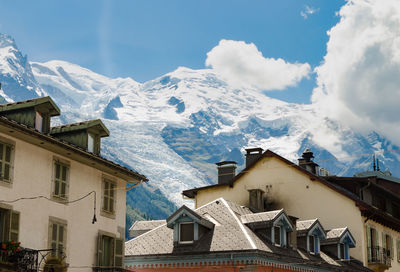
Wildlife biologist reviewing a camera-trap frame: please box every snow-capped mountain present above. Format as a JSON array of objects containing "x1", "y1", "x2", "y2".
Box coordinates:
[{"x1": 1, "y1": 34, "x2": 399, "y2": 212}]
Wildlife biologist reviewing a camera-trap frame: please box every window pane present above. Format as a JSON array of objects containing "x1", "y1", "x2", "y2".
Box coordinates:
[
  {"x1": 5, "y1": 146, "x2": 11, "y2": 162},
  {"x1": 180, "y1": 223, "x2": 194, "y2": 242},
  {"x1": 103, "y1": 197, "x2": 109, "y2": 211},
  {"x1": 59, "y1": 225, "x2": 64, "y2": 242},
  {"x1": 52, "y1": 224, "x2": 58, "y2": 241},
  {"x1": 61, "y1": 166, "x2": 67, "y2": 181},
  {"x1": 309, "y1": 235, "x2": 314, "y2": 252},
  {"x1": 274, "y1": 226, "x2": 281, "y2": 245},
  {"x1": 3, "y1": 164, "x2": 9, "y2": 181},
  {"x1": 110, "y1": 184, "x2": 115, "y2": 198},
  {"x1": 0, "y1": 143, "x2": 4, "y2": 159},
  {"x1": 55, "y1": 164, "x2": 60, "y2": 179},
  {"x1": 54, "y1": 180, "x2": 60, "y2": 196},
  {"x1": 109, "y1": 198, "x2": 114, "y2": 212},
  {"x1": 61, "y1": 182, "x2": 66, "y2": 197}
]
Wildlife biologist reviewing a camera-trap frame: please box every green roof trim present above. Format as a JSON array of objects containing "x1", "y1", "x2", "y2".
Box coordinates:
[
  {"x1": 0, "y1": 96, "x2": 61, "y2": 116},
  {"x1": 50, "y1": 119, "x2": 110, "y2": 137}
]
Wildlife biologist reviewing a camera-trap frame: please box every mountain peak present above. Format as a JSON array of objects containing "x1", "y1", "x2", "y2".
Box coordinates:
[{"x1": 0, "y1": 33, "x2": 17, "y2": 49}]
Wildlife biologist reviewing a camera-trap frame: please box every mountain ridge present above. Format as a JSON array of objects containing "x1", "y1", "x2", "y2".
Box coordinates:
[{"x1": 1, "y1": 33, "x2": 399, "y2": 223}]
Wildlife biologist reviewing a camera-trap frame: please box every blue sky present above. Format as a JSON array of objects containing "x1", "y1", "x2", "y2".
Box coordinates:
[{"x1": 1, "y1": 0, "x2": 345, "y2": 103}]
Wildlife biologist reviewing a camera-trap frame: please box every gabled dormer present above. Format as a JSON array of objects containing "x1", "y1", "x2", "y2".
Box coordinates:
[
  {"x1": 166, "y1": 205, "x2": 214, "y2": 245},
  {"x1": 0, "y1": 96, "x2": 60, "y2": 133},
  {"x1": 296, "y1": 219, "x2": 326, "y2": 254},
  {"x1": 241, "y1": 209, "x2": 293, "y2": 247},
  {"x1": 50, "y1": 119, "x2": 109, "y2": 155},
  {"x1": 321, "y1": 227, "x2": 356, "y2": 260}
]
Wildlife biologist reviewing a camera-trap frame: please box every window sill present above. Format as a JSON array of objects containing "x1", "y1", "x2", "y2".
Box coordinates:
[
  {"x1": 51, "y1": 195, "x2": 69, "y2": 205},
  {"x1": 101, "y1": 210, "x2": 116, "y2": 219},
  {"x1": 0, "y1": 180, "x2": 12, "y2": 188}
]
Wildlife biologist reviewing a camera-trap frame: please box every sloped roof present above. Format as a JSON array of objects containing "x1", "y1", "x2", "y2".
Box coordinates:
[
  {"x1": 321, "y1": 227, "x2": 356, "y2": 247},
  {"x1": 296, "y1": 219, "x2": 318, "y2": 231},
  {"x1": 0, "y1": 116, "x2": 147, "y2": 182},
  {"x1": 0, "y1": 96, "x2": 60, "y2": 116},
  {"x1": 50, "y1": 119, "x2": 110, "y2": 137},
  {"x1": 166, "y1": 205, "x2": 214, "y2": 229},
  {"x1": 241, "y1": 209, "x2": 283, "y2": 224},
  {"x1": 125, "y1": 198, "x2": 371, "y2": 272},
  {"x1": 130, "y1": 220, "x2": 166, "y2": 232}
]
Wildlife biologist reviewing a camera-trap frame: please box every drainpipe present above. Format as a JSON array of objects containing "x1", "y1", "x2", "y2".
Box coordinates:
[{"x1": 126, "y1": 179, "x2": 144, "y2": 191}]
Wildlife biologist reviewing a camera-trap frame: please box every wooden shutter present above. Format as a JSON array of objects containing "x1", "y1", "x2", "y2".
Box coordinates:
[
  {"x1": 114, "y1": 238, "x2": 124, "y2": 267},
  {"x1": 382, "y1": 232, "x2": 386, "y2": 251},
  {"x1": 366, "y1": 225, "x2": 371, "y2": 260},
  {"x1": 390, "y1": 236, "x2": 394, "y2": 259},
  {"x1": 397, "y1": 239, "x2": 400, "y2": 262},
  {"x1": 97, "y1": 234, "x2": 103, "y2": 266},
  {"x1": 9, "y1": 211, "x2": 19, "y2": 242}
]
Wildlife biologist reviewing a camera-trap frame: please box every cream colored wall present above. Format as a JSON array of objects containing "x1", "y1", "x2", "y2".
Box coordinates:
[
  {"x1": 364, "y1": 219, "x2": 400, "y2": 272},
  {"x1": 195, "y1": 156, "x2": 366, "y2": 262},
  {"x1": 0, "y1": 132, "x2": 126, "y2": 272}
]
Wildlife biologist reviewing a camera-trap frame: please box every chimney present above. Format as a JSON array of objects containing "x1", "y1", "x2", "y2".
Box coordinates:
[
  {"x1": 289, "y1": 216, "x2": 298, "y2": 250},
  {"x1": 298, "y1": 148, "x2": 319, "y2": 175},
  {"x1": 245, "y1": 148, "x2": 263, "y2": 168},
  {"x1": 216, "y1": 161, "x2": 237, "y2": 185}
]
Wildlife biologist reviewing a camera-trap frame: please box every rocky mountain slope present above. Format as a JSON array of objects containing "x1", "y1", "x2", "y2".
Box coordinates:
[{"x1": 1, "y1": 34, "x2": 399, "y2": 225}]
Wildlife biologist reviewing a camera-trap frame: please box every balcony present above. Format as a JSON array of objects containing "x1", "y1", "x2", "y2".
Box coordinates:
[
  {"x1": 92, "y1": 267, "x2": 130, "y2": 272},
  {"x1": 367, "y1": 246, "x2": 391, "y2": 272},
  {"x1": 0, "y1": 246, "x2": 38, "y2": 272}
]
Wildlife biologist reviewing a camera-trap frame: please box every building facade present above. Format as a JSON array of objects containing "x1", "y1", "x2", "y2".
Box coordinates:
[
  {"x1": 125, "y1": 198, "x2": 371, "y2": 272},
  {"x1": 182, "y1": 148, "x2": 400, "y2": 272},
  {"x1": 0, "y1": 97, "x2": 147, "y2": 271}
]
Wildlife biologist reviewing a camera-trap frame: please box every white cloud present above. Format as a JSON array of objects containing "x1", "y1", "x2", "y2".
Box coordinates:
[
  {"x1": 312, "y1": 0, "x2": 400, "y2": 145},
  {"x1": 205, "y1": 39, "x2": 311, "y2": 91},
  {"x1": 301, "y1": 5, "x2": 319, "y2": 19}
]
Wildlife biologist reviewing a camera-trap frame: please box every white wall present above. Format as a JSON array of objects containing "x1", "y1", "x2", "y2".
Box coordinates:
[{"x1": 0, "y1": 132, "x2": 126, "y2": 271}]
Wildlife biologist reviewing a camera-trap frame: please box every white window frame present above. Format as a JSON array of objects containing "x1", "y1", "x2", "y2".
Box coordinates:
[
  {"x1": 52, "y1": 159, "x2": 69, "y2": 201},
  {"x1": 101, "y1": 177, "x2": 117, "y2": 218},
  {"x1": 48, "y1": 217, "x2": 67, "y2": 258},
  {"x1": 0, "y1": 140, "x2": 14, "y2": 185},
  {"x1": 178, "y1": 222, "x2": 194, "y2": 244}
]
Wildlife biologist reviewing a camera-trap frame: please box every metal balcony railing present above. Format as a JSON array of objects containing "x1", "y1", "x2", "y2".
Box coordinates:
[
  {"x1": 0, "y1": 247, "x2": 39, "y2": 272},
  {"x1": 92, "y1": 267, "x2": 130, "y2": 272},
  {"x1": 367, "y1": 246, "x2": 391, "y2": 267}
]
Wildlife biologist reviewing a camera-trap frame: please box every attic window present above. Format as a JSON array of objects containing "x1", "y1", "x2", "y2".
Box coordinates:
[
  {"x1": 274, "y1": 226, "x2": 281, "y2": 246},
  {"x1": 179, "y1": 222, "x2": 194, "y2": 243},
  {"x1": 339, "y1": 243, "x2": 349, "y2": 260},
  {"x1": 35, "y1": 112, "x2": 43, "y2": 132},
  {"x1": 88, "y1": 133, "x2": 95, "y2": 153},
  {"x1": 309, "y1": 235, "x2": 320, "y2": 254}
]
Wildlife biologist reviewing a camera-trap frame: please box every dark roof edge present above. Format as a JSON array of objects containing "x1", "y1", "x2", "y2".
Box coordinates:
[
  {"x1": 0, "y1": 96, "x2": 61, "y2": 116},
  {"x1": 0, "y1": 116, "x2": 148, "y2": 182}
]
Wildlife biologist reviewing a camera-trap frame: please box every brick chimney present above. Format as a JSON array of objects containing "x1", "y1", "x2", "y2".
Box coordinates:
[
  {"x1": 216, "y1": 161, "x2": 237, "y2": 185},
  {"x1": 245, "y1": 148, "x2": 263, "y2": 168},
  {"x1": 298, "y1": 148, "x2": 319, "y2": 175}
]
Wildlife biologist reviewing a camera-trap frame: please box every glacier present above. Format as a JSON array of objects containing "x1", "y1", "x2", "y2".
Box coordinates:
[{"x1": 1, "y1": 33, "x2": 399, "y2": 218}]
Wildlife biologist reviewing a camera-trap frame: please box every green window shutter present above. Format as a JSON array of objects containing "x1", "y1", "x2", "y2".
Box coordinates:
[
  {"x1": 390, "y1": 236, "x2": 394, "y2": 259},
  {"x1": 114, "y1": 238, "x2": 124, "y2": 267},
  {"x1": 9, "y1": 211, "x2": 19, "y2": 242},
  {"x1": 397, "y1": 239, "x2": 400, "y2": 262},
  {"x1": 366, "y1": 226, "x2": 371, "y2": 260},
  {"x1": 382, "y1": 232, "x2": 386, "y2": 252},
  {"x1": 375, "y1": 229, "x2": 379, "y2": 249},
  {"x1": 97, "y1": 234, "x2": 103, "y2": 266}
]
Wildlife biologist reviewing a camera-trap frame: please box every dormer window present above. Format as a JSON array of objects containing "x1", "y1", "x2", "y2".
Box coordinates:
[
  {"x1": 296, "y1": 219, "x2": 326, "y2": 255},
  {"x1": 321, "y1": 227, "x2": 355, "y2": 261},
  {"x1": 166, "y1": 205, "x2": 214, "y2": 246},
  {"x1": 35, "y1": 111, "x2": 43, "y2": 132},
  {"x1": 88, "y1": 133, "x2": 95, "y2": 153},
  {"x1": 179, "y1": 222, "x2": 194, "y2": 244}
]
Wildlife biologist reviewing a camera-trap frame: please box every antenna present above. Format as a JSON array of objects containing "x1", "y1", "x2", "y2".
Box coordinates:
[
  {"x1": 373, "y1": 154, "x2": 376, "y2": 171},
  {"x1": 377, "y1": 159, "x2": 380, "y2": 172}
]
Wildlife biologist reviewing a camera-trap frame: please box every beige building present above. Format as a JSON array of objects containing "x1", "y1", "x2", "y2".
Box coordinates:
[
  {"x1": 183, "y1": 148, "x2": 400, "y2": 272},
  {"x1": 0, "y1": 97, "x2": 147, "y2": 271}
]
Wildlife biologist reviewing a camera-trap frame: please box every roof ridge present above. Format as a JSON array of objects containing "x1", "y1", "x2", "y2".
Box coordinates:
[
  {"x1": 125, "y1": 221, "x2": 167, "y2": 243},
  {"x1": 220, "y1": 198, "x2": 257, "y2": 250}
]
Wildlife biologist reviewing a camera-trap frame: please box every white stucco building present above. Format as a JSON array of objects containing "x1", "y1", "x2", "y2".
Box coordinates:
[{"x1": 0, "y1": 97, "x2": 147, "y2": 271}]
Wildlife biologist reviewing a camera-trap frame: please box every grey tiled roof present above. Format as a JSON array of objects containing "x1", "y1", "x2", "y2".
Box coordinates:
[
  {"x1": 326, "y1": 228, "x2": 347, "y2": 239},
  {"x1": 296, "y1": 219, "x2": 318, "y2": 231},
  {"x1": 240, "y1": 209, "x2": 283, "y2": 224},
  {"x1": 125, "y1": 198, "x2": 371, "y2": 272},
  {"x1": 130, "y1": 220, "x2": 166, "y2": 231}
]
